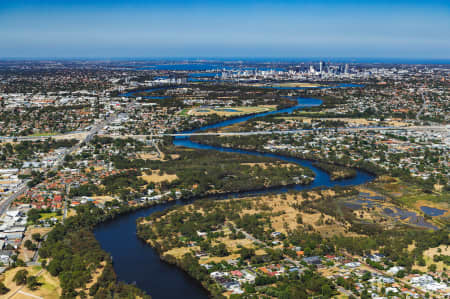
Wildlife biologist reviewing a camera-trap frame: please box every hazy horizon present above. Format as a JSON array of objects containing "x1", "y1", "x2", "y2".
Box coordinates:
[
  {"x1": 1, "y1": 0, "x2": 449, "y2": 59},
  {"x1": 1, "y1": 57, "x2": 450, "y2": 65}
]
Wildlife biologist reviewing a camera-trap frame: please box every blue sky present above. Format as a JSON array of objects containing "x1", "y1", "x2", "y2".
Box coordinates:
[{"x1": 1, "y1": 0, "x2": 449, "y2": 59}]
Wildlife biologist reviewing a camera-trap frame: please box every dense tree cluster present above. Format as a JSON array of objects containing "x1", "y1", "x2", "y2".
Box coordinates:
[
  {"x1": 312, "y1": 161, "x2": 357, "y2": 180},
  {"x1": 332, "y1": 229, "x2": 449, "y2": 273},
  {"x1": 39, "y1": 203, "x2": 151, "y2": 299},
  {"x1": 113, "y1": 146, "x2": 314, "y2": 197}
]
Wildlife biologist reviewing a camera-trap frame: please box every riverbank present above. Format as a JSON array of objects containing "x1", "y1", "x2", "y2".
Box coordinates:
[
  {"x1": 92, "y1": 93, "x2": 375, "y2": 298},
  {"x1": 189, "y1": 134, "x2": 383, "y2": 178},
  {"x1": 136, "y1": 179, "x2": 448, "y2": 298},
  {"x1": 136, "y1": 188, "x2": 361, "y2": 298},
  {"x1": 312, "y1": 161, "x2": 357, "y2": 181},
  {"x1": 35, "y1": 201, "x2": 166, "y2": 299}
]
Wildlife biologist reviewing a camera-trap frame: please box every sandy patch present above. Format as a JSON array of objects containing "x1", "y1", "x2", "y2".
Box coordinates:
[
  {"x1": 67, "y1": 209, "x2": 77, "y2": 217},
  {"x1": 188, "y1": 106, "x2": 273, "y2": 117},
  {"x1": 165, "y1": 246, "x2": 200, "y2": 259},
  {"x1": 84, "y1": 166, "x2": 105, "y2": 173},
  {"x1": 1, "y1": 266, "x2": 61, "y2": 299},
  {"x1": 141, "y1": 171, "x2": 178, "y2": 183},
  {"x1": 386, "y1": 120, "x2": 409, "y2": 127},
  {"x1": 138, "y1": 153, "x2": 160, "y2": 160},
  {"x1": 236, "y1": 193, "x2": 357, "y2": 237},
  {"x1": 199, "y1": 254, "x2": 241, "y2": 265},
  {"x1": 413, "y1": 245, "x2": 450, "y2": 272},
  {"x1": 216, "y1": 237, "x2": 258, "y2": 253},
  {"x1": 89, "y1": 196, "x2": 116, "y2": 204}
]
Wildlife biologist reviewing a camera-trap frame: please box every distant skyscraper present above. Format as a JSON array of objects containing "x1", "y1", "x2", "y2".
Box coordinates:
[
  {"x1": 344, "y1": 63, "x2": 349, "y2": 74},
  {"x1": 309, "y1": 65, "x2": 315, "y2": 74},
  {"x1": 319, "y1": 61, "x2": 324, "y2": 73}
]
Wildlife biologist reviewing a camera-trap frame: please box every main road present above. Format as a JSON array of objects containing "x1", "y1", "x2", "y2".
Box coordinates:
[
  {"x1": 0, "y1": 114, "x2": 117, "y2": 216},
  {"x1": 1, "y1": 125, "x2": 446, "y2": 141},
  {"x1": 98, "y1": 124, "x2": 448, "y2": 139},
  {"x1": 0, "y1": 116, "x2": 446, "y2": 216},
  {"x1": 416, "y1": 92, "x2": 428, "y2": 121}
]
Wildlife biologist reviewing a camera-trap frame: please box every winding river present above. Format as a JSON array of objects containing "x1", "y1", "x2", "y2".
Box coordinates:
[{"x1": 94, "y1": 94, "x2": 374, "y2": 298}]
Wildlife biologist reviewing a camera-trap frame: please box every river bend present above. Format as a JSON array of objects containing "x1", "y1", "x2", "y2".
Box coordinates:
[{"x1": 94, "y1": 96, "x2": 374, "y2": 299}]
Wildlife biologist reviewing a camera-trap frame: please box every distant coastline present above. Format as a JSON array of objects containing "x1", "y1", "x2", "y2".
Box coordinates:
[{"x1": 1, "y1": 57, "x2": 449, "y2": 64}]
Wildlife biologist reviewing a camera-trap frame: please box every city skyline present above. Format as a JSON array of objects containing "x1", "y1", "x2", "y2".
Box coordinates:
[{"x1": 1, "y1": 0, "x2": 449, "y2": 59}]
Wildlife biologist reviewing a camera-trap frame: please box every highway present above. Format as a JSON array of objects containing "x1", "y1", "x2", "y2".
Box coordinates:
[
  {"x1": 416, "y1": 92, "x2": 427, "y2": 121},
  {"x1": 164, "y1": 125, "x2": 447, "y2": 137},
  {"x1": 99, "y1": 125, "x2": 448, "y2": 139},
  {"x1": 1, "y1": 125, "x2": 447, "y2": 141},
  {"x1": 0, "y1": 131, "x2": 87, "y2": 142},
  {"x1": 0, "y1": 115, "x2": 116, "y2": 217},
  {"x1": 0, "y1": 181, "x2": 30, "y2": 216},
  {"x1": 0, "y1": 121, "x2": 446, "y2": 216}
]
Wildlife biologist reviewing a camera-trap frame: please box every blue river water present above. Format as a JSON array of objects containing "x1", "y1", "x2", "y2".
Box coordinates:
[
  {"x1": 420, "y1": 206, "x2": 447, "y2": 217},
  {"x1": 94, "y1": 94, "x2": 374, "y2": 299},
  {"x1": 119, "y1": 88, "x2": 169, "y2": 99}
]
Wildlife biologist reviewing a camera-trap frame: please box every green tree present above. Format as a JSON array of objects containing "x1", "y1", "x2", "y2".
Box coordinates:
[
  {"x1": 0, "y1": 281, "x2": 9, "y2": 294},
  {"x1": 362, "y1": 271, "x2": 371, "y2": 281},
  {"x1": 32, "y1": 233, "x2": 41, "y2": 242},
  {"x1": 239, "y1": 247, "x2": 255, "y2": 260},
  {"x1": 27, "y1": 276, "x2": 40, "y2": 290},
  {"x1": 321, "y1": 284, "x2": 332, "y2": 297},
  {"x1": 396, "y1": 270, "x2": 406, "y2": 278},
  {"x1": 27, "y1": 209, "x2": 41, "y2": 223},
  {"x1": 212, "y1": 243, "x2": 229, "y2": 257},
  {"x1": 24, "y1": 240, "x2": 37, "y2": 251},
  {"x1": 428, "y1": 264, "x2": 437, "y2": 272},
  {"x1": 13, "y1": 269, "x2": 28, "y2": 285}
]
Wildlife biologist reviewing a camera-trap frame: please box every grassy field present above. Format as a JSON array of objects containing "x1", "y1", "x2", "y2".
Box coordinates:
[
  {"x1": 39, "y1": 212, "x2": 61, "y2": 221},
  {"x1": 1, "y1": 266, "x2": 61, "y2": 299},
  {"x1": 141, "y1": 170, "x2": 179, "y2": 184},
  {"x1": 187, "y1": 106, "x2": 275, "y2": 116},
  {"x1": 399, "y1": 193, "x2": 450, "y2": 206},
  {"x1": 367, "y1": 176, "x2": 449, "y2": 228},
  {"x1": 235, "y1": 192, "x2": 358, "y2": 238},
  {"x1": 159, "y1": 224, "x2": 263, "y2": 264},
  {"x1": 412, "y1": 245, "x2": 450, "y2": 272},
  {"x1": 370, "y1": 176, "x2": 448, "y2": 204},
  {"x1": 179, "y1": 108, "x2": 190, "y2": 116},
  {"x1": 138, "y1": 152, "x2": 161, "y2": 160},
  {"x1": 390, "y1": 183, "x2": 448, "y2": 214}
]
